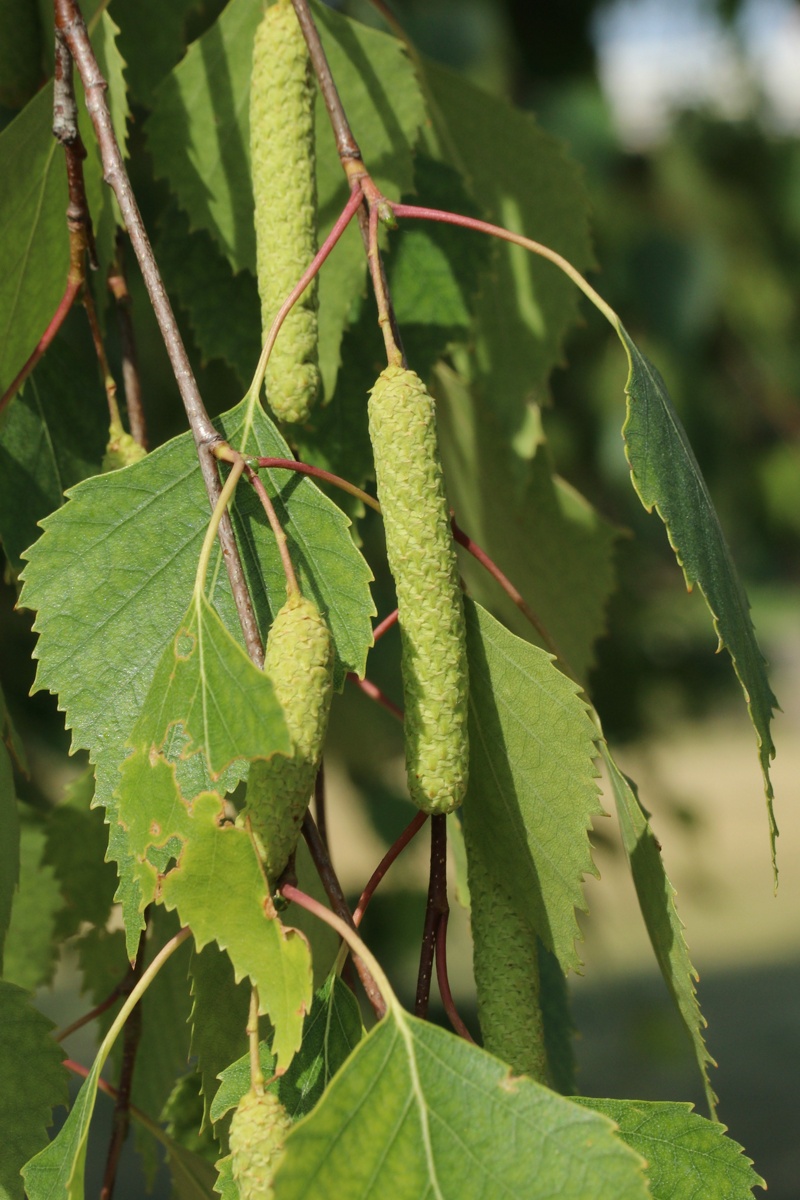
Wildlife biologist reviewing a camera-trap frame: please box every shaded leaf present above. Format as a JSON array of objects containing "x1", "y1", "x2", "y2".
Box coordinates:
[
  {"x1": 3, "y1": 814, "x2": 61, "y2": 991},
  {"x1": 111, "y1": 0, "x2": 206, "y2": 107},
  {"x1": 272, "y1": 1010, "x2": 648, "y2": 1200},
  {"x1": 132, "y1": 589, "x2": 290, "y2": 779},
  {"x1": 575, "y1": 1098, "x2": 764, "y2": 1199},
  {"x1": 160, "y1": 1137, "x2": 219, "y2": 1200},
  {"x1": 462, "y1": 600, "x2": 601, "y2": 973},
  {"x1": 117, "y1": 756, "x2": 311, "y2": 1068},
  {"x1": 0, "y1": 981, "x2": 67, "y2": 1200},
  {"x1": 435, "y1": 362, "x2": 619, "y2": 683},
  {"x1": 0, "y1": 85, "x2": 67, "y2": 398},
  {"x1": 0, "y1": 339, "x2": 108, "y2": 572},
  {"x1": 0, "y1": 686, "x2": 22, "y2": 973},
  {"x1": 43, "y1": 769, "x2": 118, "y2": 941},
  {"x1": 212, "y1": 973, "x2": 363, "y2": 1124},
  {"x1": 601, "y1": 741, "x2": 717, "y2": 1116},
  {"x1": 189, "y1": 940, "x2": 250, "y2": 1130},
  {"x1": 618, "y1": 327, "x2": 777, "y2": 866},
  {"x1": 537, "y1": 937, "x2": 577, "y2": 1097},
  {"x1": 156, "y1": 199, "x2": 261, "y2": 388}
]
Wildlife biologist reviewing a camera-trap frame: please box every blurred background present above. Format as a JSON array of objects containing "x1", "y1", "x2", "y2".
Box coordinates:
[{"x1": 1, "y1": 0, "x2": 798, "y2": 1193}]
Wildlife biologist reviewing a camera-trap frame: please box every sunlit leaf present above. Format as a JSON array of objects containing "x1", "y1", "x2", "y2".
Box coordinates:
[
  {"x1": 272, "y1": 1009, "x2": 648, "y2": 1200},
  {"x1": 618, "y1": 327, "x2": 778, "y2": 867},
  {"x1": 575, "y1": 1097, "x2": 765, "y2": 1199},
  {"x1": 463, "y1": 600, "x2": 601, "y2": 974},
  {"x1": 0, "y1": 982, "x2": 67, "y2": 1200},
  {"x1": 601, "y1": 741, "x2": 717, "y2": 1116}
]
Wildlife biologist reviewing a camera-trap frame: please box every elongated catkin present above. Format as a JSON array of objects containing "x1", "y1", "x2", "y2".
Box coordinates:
[
  {"x1": 242, "y1": 592, "x2": 333, "y2": 880},
  {"x1": 250, "y1": 0, "x2": 319, "y2": 423},
  {"x1": 230, "y1": 1088, "x2": 291, "y2": 1200},
  {"x1": 368, "y1": 364, "x2": 469, "y2": 813}
]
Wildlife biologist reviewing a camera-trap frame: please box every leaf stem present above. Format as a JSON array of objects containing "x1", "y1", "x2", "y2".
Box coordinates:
[
  {"x1": 255, "y1": 456, "x2": 381, "y2": 515},
  {"x1": 54, "y1": 0, "x2": 264, "y2": 667},
  {"x1": 280, "y1": 882, "x2": 394, "y2": 1016},
  {"x1": 352, "y1": 810, "x2": 427, "y2": 926},
  {"x1": 249, "y1": 185, "x2": 364, "y2": 404},
  {"x1": 347, "y1": 673, "x2": 404, "y2": 722},
  {"x1": 82, "y1": 281, "x2": 122, "y2": 429},
  {"x1": 194, "y1": 457, "x2": 246, "y2": 598},
  {"x1": 246, "y1": 464, "x2": 299, "y2": 596},
  {"x1": 390, "y1": 202, "x2": 619, "y2": 329},
  {"x1": 100, "y1": 923, "x2": 147, "y2": 1200},
  {"x1": 372, "y1": 608, "x2": 398, "y2": 643},
  {"x1": 435, "y1": 911, "x2": 475, "y2": 1043}
]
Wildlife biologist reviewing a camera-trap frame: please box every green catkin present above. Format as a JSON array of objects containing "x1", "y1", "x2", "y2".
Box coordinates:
[
  {"x1": 368, "y1": 364, "x2": 469, "y2": 814},
  {"x1": 230, "y1": 1088, "x2": 291, "y2": 1200},
  {"x1": 250, "y1": 0, "x2": 319, "y2": 424},
  {"x1": 242, "y1": 592, "x2": 333, "y2": 880},
  {"x1": 465, "y1": 835, "x2": 551, "y2": 1085}
]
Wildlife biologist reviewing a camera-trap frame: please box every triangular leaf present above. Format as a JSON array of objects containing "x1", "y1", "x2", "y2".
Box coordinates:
[
  {"x1": 212, "y1": 973, "x2": 363, "y2": 1124},
  {"x1": 117, "y1": 755, "x2": 311, "y2": 1068},
  {"x1": 462, "y1": 599, "x2": 602, "y2": 973},
  {"x1": 574, "y1": 1098, "x2": 764, "y2": 1198},
  {"x1": 272, "y1": 1009, "x2": 649, "y2": 1199},
  {"x1": 132, "y1": 590, "x2": 290, "y2": 779},
  {"x1": 618, "y1": 327, "x2": 778, "y2": 868},
  {"x1": 0, "y1": 981, "x2": 68, "y2": 1200},
  {"x1": 0, "y1": 339, "x2": 108, "y2": 572},
  {"x1": 601, "y1": 741, "x2": 717, "y2": 1116}
]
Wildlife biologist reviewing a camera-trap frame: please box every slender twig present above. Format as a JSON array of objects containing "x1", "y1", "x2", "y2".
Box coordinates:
[
  {"x1": 353, "y1": 810, "x2": 427, "y2": 926},
  {"x1": 290, "y1": 0, "x2": 363, "y2": 168},
  {"x1": 280, "y1": 882, "x2": 391, "y2": 1018},
  {"x1": 100, "y1": 922, "x2": 147, "y2": 1200},
  {"x1": 314, "y1": 762, "x2": 328, "y2": 853},
  {"x1": 54, "y1": 0, "x2": 263, "y2": 666},
  {"x1": 367, "y1": 202, "x2": 403, "y2": 365},
  {"x1": 55, "y1": 962, "x2": 140, "y2": 1044},
  {"x1": 255, "y1": 456, "x2": 381, "y2": 515},
  {"x1": 300, "y1": 812, "x2": 386, "y2": 1019},
  {"x1": 249, "y1": 185, "x2": 363, "y2": 403},
  {"x1": 245, "y1": 465, "x2": 299, "y2": 595},
  {"x1": 347, "y1": 673, "x2": 403, "y2": 722},
  {"x1": 415, "y1": 815, "x2": 448, "y2": 1018},
  {"x1": 108, "y1": 235, "x2": 147, "y2": 448},
  {"x1": 82, "y1": 282, "x2": 122, "y2": 428},
  {"x1": 372, "y1": 609, "x2": 398, "y2": 643},
  {"x1": 0, "y1": 279, "x2": 82, "y2": 415},
  {"x1": 53, "y1": 25, "x2": 97, "y2": 273},
  {"x1": 435, "y1": 911, "x2": 475, "y2": 1043}
]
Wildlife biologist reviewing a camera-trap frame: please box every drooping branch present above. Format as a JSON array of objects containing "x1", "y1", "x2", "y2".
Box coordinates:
[
  {"x1": 290, "y1": 0, "x2": 363, "y2": 169},
  {"x1": 53, "y1": 0, "x2": 263, "y2": 665}
]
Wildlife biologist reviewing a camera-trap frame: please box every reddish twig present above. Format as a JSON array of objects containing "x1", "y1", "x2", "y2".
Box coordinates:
[
  {"x1": 0, "y1": 280, "x2": 82, "y2": 415},
  {"x1": 347, "y1": 673, "x2": 403, "y2": 722},
  {"x1": 415, "y1": 815, "x2": 448, "y2": 1019},
  {"x1": 435, "y1": 911, "x2": 475, "y2": 1043},
  {"x1": 372, "y1": 609, "x2": 398, "y2": 643},
  {"x1": 353, "y1": 810, "x2": 428, "y2": 926},
  {"x1": 301, "y1": 813, "x2": 386, "y2": 1019},
  {"x1": 54, "y1": 0, "x2": 263, "y2": 667},
  {"x1": 100, "y1": 922, "x2": 147, "y2": 1200},
  {"x1": 255, "y1": 456, "x2": 381, "y2": 515},
  {"x1": 55, "y1": 960, "x2": 141, "y2": 1045},
  {"x1": 108, "y1": 235, "x2": 147, "y2": 449}
]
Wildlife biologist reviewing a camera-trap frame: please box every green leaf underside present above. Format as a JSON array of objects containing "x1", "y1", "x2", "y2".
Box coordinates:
[
  {"x1": 618, "y1": 326, "x2": 778, "y2": 866},
  {"x1": 463, "y1": 600, "x2": 602, "y2": 973},
  {"x1": 0, "y1": 339, "x2": 108, "y2": 572},
  {"x1": 575, "y1": 1098, "x2": 765, "y2": 1199},
  {"x1": 132, "y1": 590, "x2": 290, "y2": 779},
  {"x1": 0, "y1": 85, "x2": 68, "y2": 398},
  {"x1": 212, "y1": 973, "x2": 363, "y2": 1124},
  {"x1": 19, "y1": 395, "x2": 373, "y2": 940},
  {"x1": 0, "y1": 981, "x2": 68, "y2": 1200},
  {"x1": 145, "y1": 0, "x2": 424, "y2": 401},
  {"x1": 601, "y1": 743, "x2": 718, "y2": 1117},
  {"x1": 272, "y1": 1010, "x2": 648, "y2": 1200},
  {"x1": 116, "y1": 755, "x2": 311, "y2": 1068}
]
